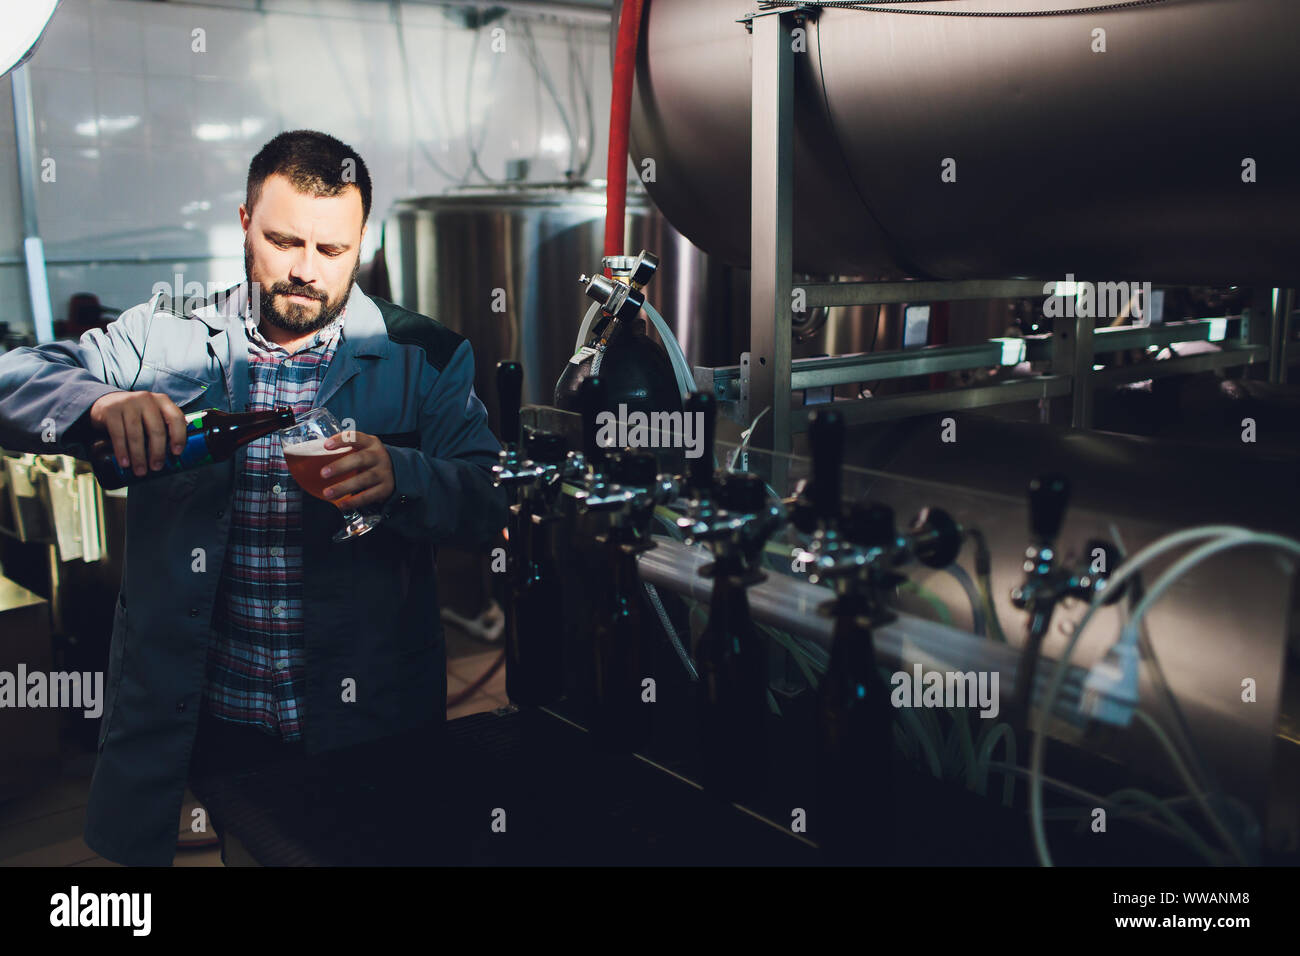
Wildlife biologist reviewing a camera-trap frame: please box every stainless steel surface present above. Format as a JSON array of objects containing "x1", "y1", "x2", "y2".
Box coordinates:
[
  {"x1": 623, "y1": 0, "x2": 1300, "y2": 284},
  {"x1": 1089, "y1": 318, "x2": 1243, "y2": 354},
  {"x1": 1270, "y1": 289, "x2": 1296, "y2": 384},
  {"x1": 795, "y1": 376, "x2": 1072, "y2": 428},
  {"x1": 1090, "y1": 346, "x2": 1270, "y2": 386},
  {"x1": 381, "y1": 183, "x2": 746, "y2": 435},
  {"x1": 804, "y1": 279, "x2": 1049, "y2": 309}
]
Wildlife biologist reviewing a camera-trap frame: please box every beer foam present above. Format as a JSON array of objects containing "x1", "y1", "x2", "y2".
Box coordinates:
[{"x1": 283, "y1": 437, "x2": 353, "y2": 456}]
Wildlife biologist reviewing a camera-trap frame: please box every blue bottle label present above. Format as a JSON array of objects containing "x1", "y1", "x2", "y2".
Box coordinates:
[{"x1": 102, "y1": 409, "x2": 215, "y2": 483}]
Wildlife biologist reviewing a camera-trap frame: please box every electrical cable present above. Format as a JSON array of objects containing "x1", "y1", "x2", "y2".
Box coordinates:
[
  {"x1": 643, "y1": 580, "x2": 699, "y2": 681},
  {"x1": 1107, "y1": 523, "x2": 1218, "y2": 800},
  {"x1": 567, "y1": 22, "x2": 597, "y2": 177},
  {"x1": 965, "y1": 527, "x2": 1009, "y2": 643},
  {"x1": 1031, "y1": 525, "x2": 1257, "y2": 865},
  {"x1": 520, "y1": 20, "x2": 578, "y2": 176},
  {"x1": 446, "y1": 649, "x2": 506, "y2": 708},
  {"x1": 943, "y1": 562, "x2": 985, "y2": 637},
  {"x1": 1133, "y1": 709, "x2": 1249, "y2": 866},
  {"x1": 463, "y1": 20, "x2": 507, "y2": 185},
  {"x1": 392, "y1": 0, "x2": 462, "y2": 183},
  {"x1": 1030, "y1": 524, "x2": 1298, "y2": 866},
  {"x1": 974, "y1": 722, "x2": 1016, "y2": 806}
]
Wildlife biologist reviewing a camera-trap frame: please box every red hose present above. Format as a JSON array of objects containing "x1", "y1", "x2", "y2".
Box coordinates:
[{"x1": 603, "y1": 0, "x2": 645, "y2": 276}]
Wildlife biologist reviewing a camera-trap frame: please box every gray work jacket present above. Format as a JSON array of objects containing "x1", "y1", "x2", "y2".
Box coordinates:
[{"x1": 0, "y1": 282, "x2": 507, "y2": 864}]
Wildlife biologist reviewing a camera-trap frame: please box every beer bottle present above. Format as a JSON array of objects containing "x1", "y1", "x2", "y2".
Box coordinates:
[{"x1": 89, "y1": 406, "x2": 296, "y2": 490}]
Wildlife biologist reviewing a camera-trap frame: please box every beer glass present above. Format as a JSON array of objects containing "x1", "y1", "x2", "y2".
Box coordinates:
[{"x1": 280, "y1": 408, "x2": 383, "y2": 541}]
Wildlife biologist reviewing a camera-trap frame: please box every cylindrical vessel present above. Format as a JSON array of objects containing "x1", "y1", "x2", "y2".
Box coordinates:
[
  {"x1": 381, "y1": 183, "x2": 749, "y2": 437},
  {"x1": 622, "y1": 0, "x2": 1300, "y2": 284}
]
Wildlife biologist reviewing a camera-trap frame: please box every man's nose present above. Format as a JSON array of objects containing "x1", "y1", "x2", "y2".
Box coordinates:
[{"x1": 288, "y1": 246, "x2": 321, "y2": 286}]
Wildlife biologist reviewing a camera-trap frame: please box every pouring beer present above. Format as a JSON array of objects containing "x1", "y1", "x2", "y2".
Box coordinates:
[{"x1": 280, "y1": 407, "x2": 383, "y2": 541}]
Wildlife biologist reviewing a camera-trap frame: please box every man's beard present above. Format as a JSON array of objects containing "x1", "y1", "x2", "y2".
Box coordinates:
[{"x1": 245, "y1": 240, "x2": 358, "y2": 335}]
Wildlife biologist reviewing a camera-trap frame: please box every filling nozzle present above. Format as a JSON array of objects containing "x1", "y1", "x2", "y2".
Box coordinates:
[
  {"x1": 578, "y1": 250, "x2": 659, "y2": 322},
  {"x1": 492, "y1": 360, "x2": 569, "y2": 496}
]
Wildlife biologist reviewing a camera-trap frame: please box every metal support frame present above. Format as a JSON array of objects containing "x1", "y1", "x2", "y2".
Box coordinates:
[
  {"x1": 747, "y1": 10, "x2": 794, "y2": 455},
  {"x1": 1269, "y1": 289, "x2": 1295, "y2": 385}
]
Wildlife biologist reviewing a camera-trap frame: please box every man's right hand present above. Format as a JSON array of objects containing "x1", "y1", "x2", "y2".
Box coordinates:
[{"x1": 88, "y1": 391, "x2": 187, "y2": 477}]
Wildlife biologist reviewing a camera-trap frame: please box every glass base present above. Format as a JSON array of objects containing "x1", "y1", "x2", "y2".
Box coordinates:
[{"x1": 333, "y1": 512, "x2": 382, "y2": 542}]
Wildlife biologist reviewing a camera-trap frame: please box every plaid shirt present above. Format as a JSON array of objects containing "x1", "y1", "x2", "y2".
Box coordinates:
[{"x1": 202, "y1": 287, "x2": 345, "y2": 742}]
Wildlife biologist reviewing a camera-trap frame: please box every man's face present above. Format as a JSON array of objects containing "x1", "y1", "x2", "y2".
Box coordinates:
[{"x1": 239, "y1": 173, "x2": 366, "y2": 335}]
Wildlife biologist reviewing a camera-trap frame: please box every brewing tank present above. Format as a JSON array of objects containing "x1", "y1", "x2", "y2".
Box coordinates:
[
  {"x1": 382, "y1": 183, "x2": 747, "y2": 435},
  {"x1": 622, "y1": 0, "x2": 1300, "y2": 284}
]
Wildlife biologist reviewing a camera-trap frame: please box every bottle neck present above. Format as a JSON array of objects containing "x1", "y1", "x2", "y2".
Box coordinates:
[{"x1": 207, "y1": 408, "x2": 295, "y2": 459}]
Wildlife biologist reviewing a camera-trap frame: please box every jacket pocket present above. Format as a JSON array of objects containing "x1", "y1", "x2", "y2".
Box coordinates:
[
  {"x1": 97, "y1": 594, "x2": 129, "y2": 753},
  {"x1": 148, "y1": 365, "x2": 215, "y2": 411}
]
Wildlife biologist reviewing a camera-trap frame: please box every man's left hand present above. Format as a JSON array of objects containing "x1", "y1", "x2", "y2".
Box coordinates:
[{"x1": 320, "y1": 430, "x2": 396, "y2": 511}]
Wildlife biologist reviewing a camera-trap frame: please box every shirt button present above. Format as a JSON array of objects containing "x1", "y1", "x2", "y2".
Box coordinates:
[
  {"x1": 176, "y1": 701, "x2": 187, "y2": 712},
  {"x1": 275, "y1": 660, "x2": 288, "y2": 671},
  {"x1": 216, "y1": 509, "x2": 225, "y2": 519},
  {"x1": 272, "y1": 605, "x2": 284, "y2": 616},
  {"x1": 272, "y1": 484, "x2": 283, "y2": 494},
  {"x1": 270, "y1": 546, "x2": 284, "y2": 557},
  {"x1": 189, "y1": 608, "x2": 199, "y2": 618}
]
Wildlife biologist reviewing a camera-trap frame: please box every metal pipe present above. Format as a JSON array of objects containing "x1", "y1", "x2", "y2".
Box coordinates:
[{"x1": 10, "y1": 64, "x2": 54, "y2": 345}]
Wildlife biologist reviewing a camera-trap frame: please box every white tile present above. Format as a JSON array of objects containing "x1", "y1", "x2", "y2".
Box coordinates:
[
  {"x1": 190, "y1": 5, "x2": 260, "y2": 80},
  {"x1": 95, "y1": 72, "x2": 148, "y2": 147},
  {"x1": 90, "y1": 0, "x2": 146, "y2": 75},
  {"x1": 94, "y1": 145, "x2": 155, "y2": 225},
  {"x1": 0, "y1": 75, "x2": 13, "y2": 144},
  {"x1": 144, "y1": 17, "x2": 202, "y2": 78},
  {"x1": 146, "y1": 73, "x2": 195, "y2": 150},
  {"x1": 30, "y1": 67, "x2": 98, "y2": 147},
  {"x1": 0, "y1": 149, "x2": 23, "y2": 256},
  {"x1": 27, "y1": 0, "x2": 93, "y2": 72},
  {"x1": 34, "y1": 148, "x2": 102, "y2": 245},
  {"x1": 192, "y1": 76, "x2": 259, "y2": 146}
]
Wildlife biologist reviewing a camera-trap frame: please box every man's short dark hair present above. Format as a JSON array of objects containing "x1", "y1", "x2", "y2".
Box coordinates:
[{"x1": 246, "y1": 130, "x2": 372, "y2": 223}]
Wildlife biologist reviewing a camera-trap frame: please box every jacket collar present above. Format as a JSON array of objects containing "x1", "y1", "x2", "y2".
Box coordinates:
[
  {"x1": 186, "y1": 282, "x2": 391, "y2": 413},
  {"x1": 187, "y1": 281, "x2": 387, "y2": 354}
]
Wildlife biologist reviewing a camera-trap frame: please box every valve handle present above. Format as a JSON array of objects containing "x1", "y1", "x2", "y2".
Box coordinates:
[
  {"x1": 684, "y1": 391, "x2": 717, "y2": 494},
  {"x1": 496, "y1": 361, "x2": 523, "y2": 446},
  {"x1": 808, "y1": 408, "x2": 844, "y2": 523},
  {"x1": 1028, "y1": 473, "x2": 1070, "y2": 545},
  {"x1": 578, "y1": 376, "x2": 609, "y2": 468}
]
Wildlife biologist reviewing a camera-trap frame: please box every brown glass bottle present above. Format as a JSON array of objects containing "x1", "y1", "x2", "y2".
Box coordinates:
[{"x1": 89, "y1": 406, "x2": 296, "y2": 490}]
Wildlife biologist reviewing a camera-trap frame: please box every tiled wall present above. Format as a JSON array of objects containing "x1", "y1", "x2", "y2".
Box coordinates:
[{"x1": 1, "y1": 0, "x2": 612, "y2": 337}]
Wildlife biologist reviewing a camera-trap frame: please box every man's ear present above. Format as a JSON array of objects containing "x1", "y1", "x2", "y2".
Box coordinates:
[{"x1": 239, "y1": 203, "x2": 251, "y2": 233}]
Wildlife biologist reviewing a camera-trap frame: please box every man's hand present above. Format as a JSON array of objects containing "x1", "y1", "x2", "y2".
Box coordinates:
[
  {"x1": 319, "y1": 431, "x2": 395, "y2": 511},
  {"x1": 89, "y1": 391, "x2": 187, "y2": 477}
]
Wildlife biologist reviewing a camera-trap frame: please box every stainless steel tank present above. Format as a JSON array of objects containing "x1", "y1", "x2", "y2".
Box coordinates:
[
  {"x1": 381, "y1": 182, "x2": 747, "y2": 434},
  {"x1": 621, "y1": 0, "x2": 1300, "y2": 284}
]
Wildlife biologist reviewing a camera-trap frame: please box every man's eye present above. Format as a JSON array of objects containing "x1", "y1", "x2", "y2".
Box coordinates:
[{"x1": 321, "y1": 249, "x2": 342, "y2": 258}]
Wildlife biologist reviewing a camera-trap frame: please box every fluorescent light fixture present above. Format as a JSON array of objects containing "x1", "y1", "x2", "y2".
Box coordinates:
[
  {"x1": 992, "y1": 337, "x2": 1027, "y2": 366},
  {"x1": 1, "y1": 0, "x2": 59, "y2": 76},
  {"x1": 902, "y1": 305, "x2": 930, "y2": 349},
  {"x1": 1208, "y1": 318, "x2": 1227, "y2": 342}
]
